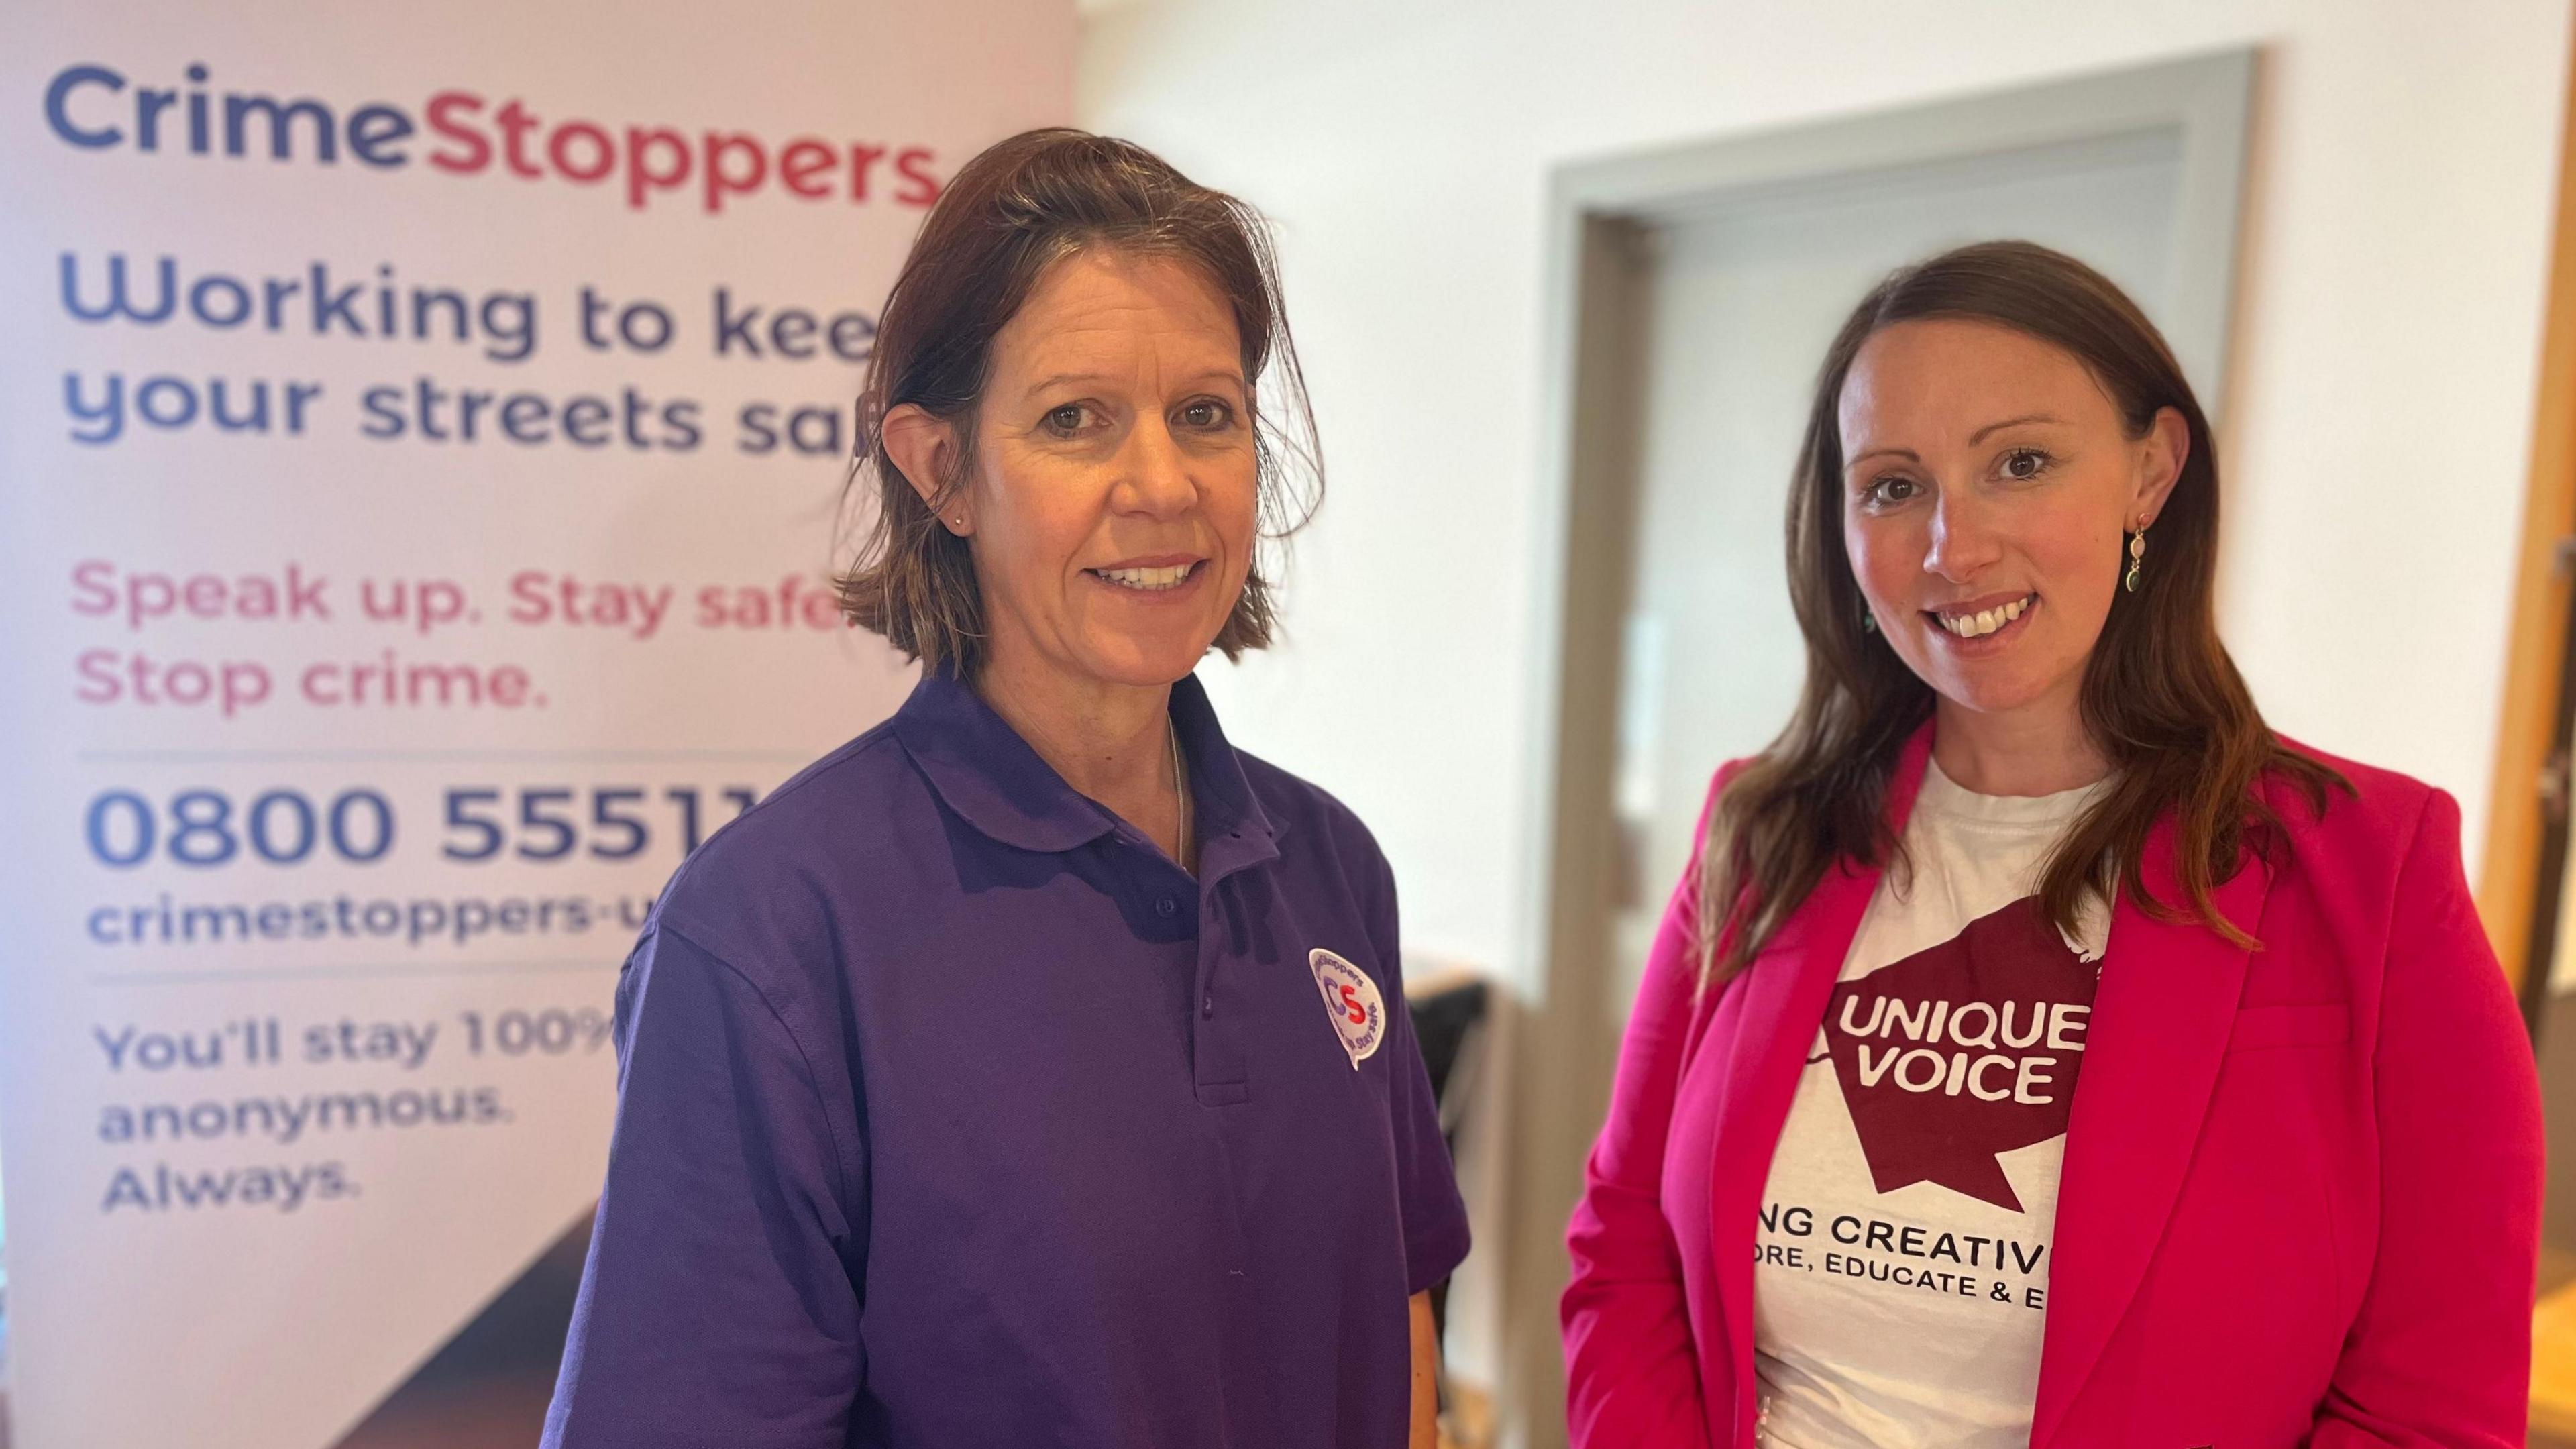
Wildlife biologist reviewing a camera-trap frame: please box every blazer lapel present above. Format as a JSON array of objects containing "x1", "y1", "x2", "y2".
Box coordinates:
[
  {"x1": 2031, "y1": 824, "x2": 2271, "y2": 1448},
  {"x1": 1704, "y1": 729, "x2": 1933, "y2": 1443}
]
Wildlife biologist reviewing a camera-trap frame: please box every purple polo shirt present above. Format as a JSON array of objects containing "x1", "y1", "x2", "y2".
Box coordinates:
[{"x1": 543, "y1": 672, "x2": 1470, "y2": 1449}]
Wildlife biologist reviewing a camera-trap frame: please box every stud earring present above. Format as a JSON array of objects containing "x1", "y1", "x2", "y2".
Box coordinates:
[{"x1": 2124, "y1": 518, "x2": 2149, "y2": 593}]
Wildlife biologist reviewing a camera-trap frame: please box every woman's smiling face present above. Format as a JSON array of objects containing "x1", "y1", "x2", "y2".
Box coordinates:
[
  {"x1": 1838, "y1": 317, "x2": 2184, "y2": 721},
  {"x1": 895, "y1": 246, "x2": 1260, "y2": 692}
]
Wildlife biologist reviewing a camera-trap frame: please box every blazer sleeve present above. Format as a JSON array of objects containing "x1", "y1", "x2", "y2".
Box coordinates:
[
  {"x1": 1561, "y1": 769, "x2": 1730, "y2": 1448},
  {"x1": 2311, "y1": 787, "x2": 2542, "y2": 1448}
]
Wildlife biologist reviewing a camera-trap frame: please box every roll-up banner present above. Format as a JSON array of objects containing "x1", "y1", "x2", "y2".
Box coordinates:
[{"x1": 0, "y1": 6, "x2": 1068, "y2": 1443}]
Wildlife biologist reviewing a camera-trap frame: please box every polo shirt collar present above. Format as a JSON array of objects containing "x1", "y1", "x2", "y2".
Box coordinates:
[
  {"x1": 1171, "y1": 669, "x2": 1283, "y2": 861},
  {"x1": 892, "y1": 670, "x2": 1283, "y2": 858}
]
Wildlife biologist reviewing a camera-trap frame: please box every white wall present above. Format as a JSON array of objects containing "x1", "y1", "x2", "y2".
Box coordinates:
[{"x1": 1080, "y1": 0, "x2": 2573, "y2": 989}]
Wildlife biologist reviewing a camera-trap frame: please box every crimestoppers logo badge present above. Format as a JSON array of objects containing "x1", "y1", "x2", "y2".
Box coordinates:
[
  {"x1": 1821, "y1": 897, "x2": 2099, "y2": 1212},
  {"x1": 1309, "y1": 948, "x2": 1385, "y2": 1069}
]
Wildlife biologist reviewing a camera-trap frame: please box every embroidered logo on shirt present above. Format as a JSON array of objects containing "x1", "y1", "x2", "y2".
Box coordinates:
[
  {"x1": 1309, "y1": 948, "x2": 1384, "y2": 1069},
  {"x1": 1819, "y1": 897, "x2": 2098, "y2": 1212}
]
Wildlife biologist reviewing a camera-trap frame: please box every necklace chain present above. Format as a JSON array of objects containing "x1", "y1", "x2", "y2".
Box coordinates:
[{"x1": 1167, "y1": 720, "x2": 1192, "y2": 869}]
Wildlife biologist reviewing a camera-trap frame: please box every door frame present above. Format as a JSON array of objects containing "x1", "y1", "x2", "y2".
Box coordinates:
[
  {"x1": 2478, "y1": 10, "x2": 2576, "y2": 1024},
  {"x1": 1493, "y1": 50, "x2": 2259, "y2": 1446}
]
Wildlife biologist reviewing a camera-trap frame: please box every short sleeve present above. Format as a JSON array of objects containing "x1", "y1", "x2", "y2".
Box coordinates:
[
  {"x1": 1365, "y1": 850, "x2": 1474, "y2": 1295},
  {"x1": 542, "y1": 924, "x2": 867, "y2": 1449}
]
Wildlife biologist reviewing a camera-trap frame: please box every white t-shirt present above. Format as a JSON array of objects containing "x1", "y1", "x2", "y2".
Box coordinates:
[{"x1": 1752, "y1": 759, "x2": 2110, "y2": 1448}]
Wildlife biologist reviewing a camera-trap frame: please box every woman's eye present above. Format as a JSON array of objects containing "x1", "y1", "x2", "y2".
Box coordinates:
[
  {"x1": 1868, "y1": 476, "x2": 1920, "y2": 505},
  {"x1": 2001, "y1": 448, "x2": 2051, "y2": 480},
  {"x1": 1042, "y1": 403, "x2": 1087, "y2": 435},
  {"x1": 1179, "y1": 399, "x2": 1232, "y2": 429}
]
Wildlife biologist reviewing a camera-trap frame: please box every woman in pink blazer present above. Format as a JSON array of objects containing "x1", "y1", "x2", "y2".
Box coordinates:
[{"x1": 1562, "y1": 241, "x2": 2543, "y2": 1448}]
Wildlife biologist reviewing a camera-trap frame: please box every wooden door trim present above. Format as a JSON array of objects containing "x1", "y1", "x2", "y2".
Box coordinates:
[{"x1": 2479, "y1": 19, "x2": 2576, "y2": 998}]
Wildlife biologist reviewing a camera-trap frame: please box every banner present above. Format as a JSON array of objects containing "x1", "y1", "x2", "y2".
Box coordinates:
[{"x1": 0, "y1": 6, "x2": 1068, "y2": 1444}]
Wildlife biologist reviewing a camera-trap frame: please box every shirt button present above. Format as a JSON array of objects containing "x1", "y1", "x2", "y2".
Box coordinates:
[
  {"x1": 1155, "y1": 897, "x2": 1178, "y2": 918},
  {"x1": 1201, "y1": 995, "x2": 1215, "y2": 1018}
]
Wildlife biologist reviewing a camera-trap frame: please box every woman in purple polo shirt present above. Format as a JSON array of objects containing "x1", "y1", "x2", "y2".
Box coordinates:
[{"x1": 541, "y1": 129, "x2": 1469, "y2": 1449}]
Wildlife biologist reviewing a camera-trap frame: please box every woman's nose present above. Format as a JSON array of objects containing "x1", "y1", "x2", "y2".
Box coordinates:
[
  {"x1": 1116, "y1": 419, "x2": 1197, "y2": 518},
  {"x1": 1923, "y1": 490, "x2": 2002, "y2": 580}
]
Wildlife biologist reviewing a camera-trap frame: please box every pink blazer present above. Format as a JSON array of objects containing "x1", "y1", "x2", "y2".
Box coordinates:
[{"x1": 1563, "y1": 728, "x2": 2542, "y2": 1448}]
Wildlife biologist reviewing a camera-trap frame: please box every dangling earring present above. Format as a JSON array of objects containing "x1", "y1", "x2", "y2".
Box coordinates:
[
  {"x1": 1860, "y1": 604, "x2": 1878, "y2": 635},
  {"x1": 2124, "y1": 517, "x2": 2149, "y2": 593}
]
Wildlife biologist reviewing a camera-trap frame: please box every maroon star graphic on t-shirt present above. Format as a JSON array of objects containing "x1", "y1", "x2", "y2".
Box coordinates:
[{"x1": 1819, "y1": 896, "x2": 2098, "y2": 1212}]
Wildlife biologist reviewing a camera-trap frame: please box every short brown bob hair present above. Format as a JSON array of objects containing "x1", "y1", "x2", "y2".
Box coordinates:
[{"x1": 837, "y1": 128, "x2": 1320, "y2": 676}]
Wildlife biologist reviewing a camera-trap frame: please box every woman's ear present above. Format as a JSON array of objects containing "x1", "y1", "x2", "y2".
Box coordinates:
[
  {"x1": 881, "y1": 404, "x2": 971, "y2": 535},
  {"x1": 2134, "y1": 405, "x2": 2188, "y2": 526}
]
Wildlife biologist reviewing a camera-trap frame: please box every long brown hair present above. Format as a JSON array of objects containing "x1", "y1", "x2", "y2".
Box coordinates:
[
  {"x1": 1697, "y1": 241, "x2": 2347, "y2": 983},
  {"x1": 837, "y1": 128, "x2": 1320, "y2": 676}
]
